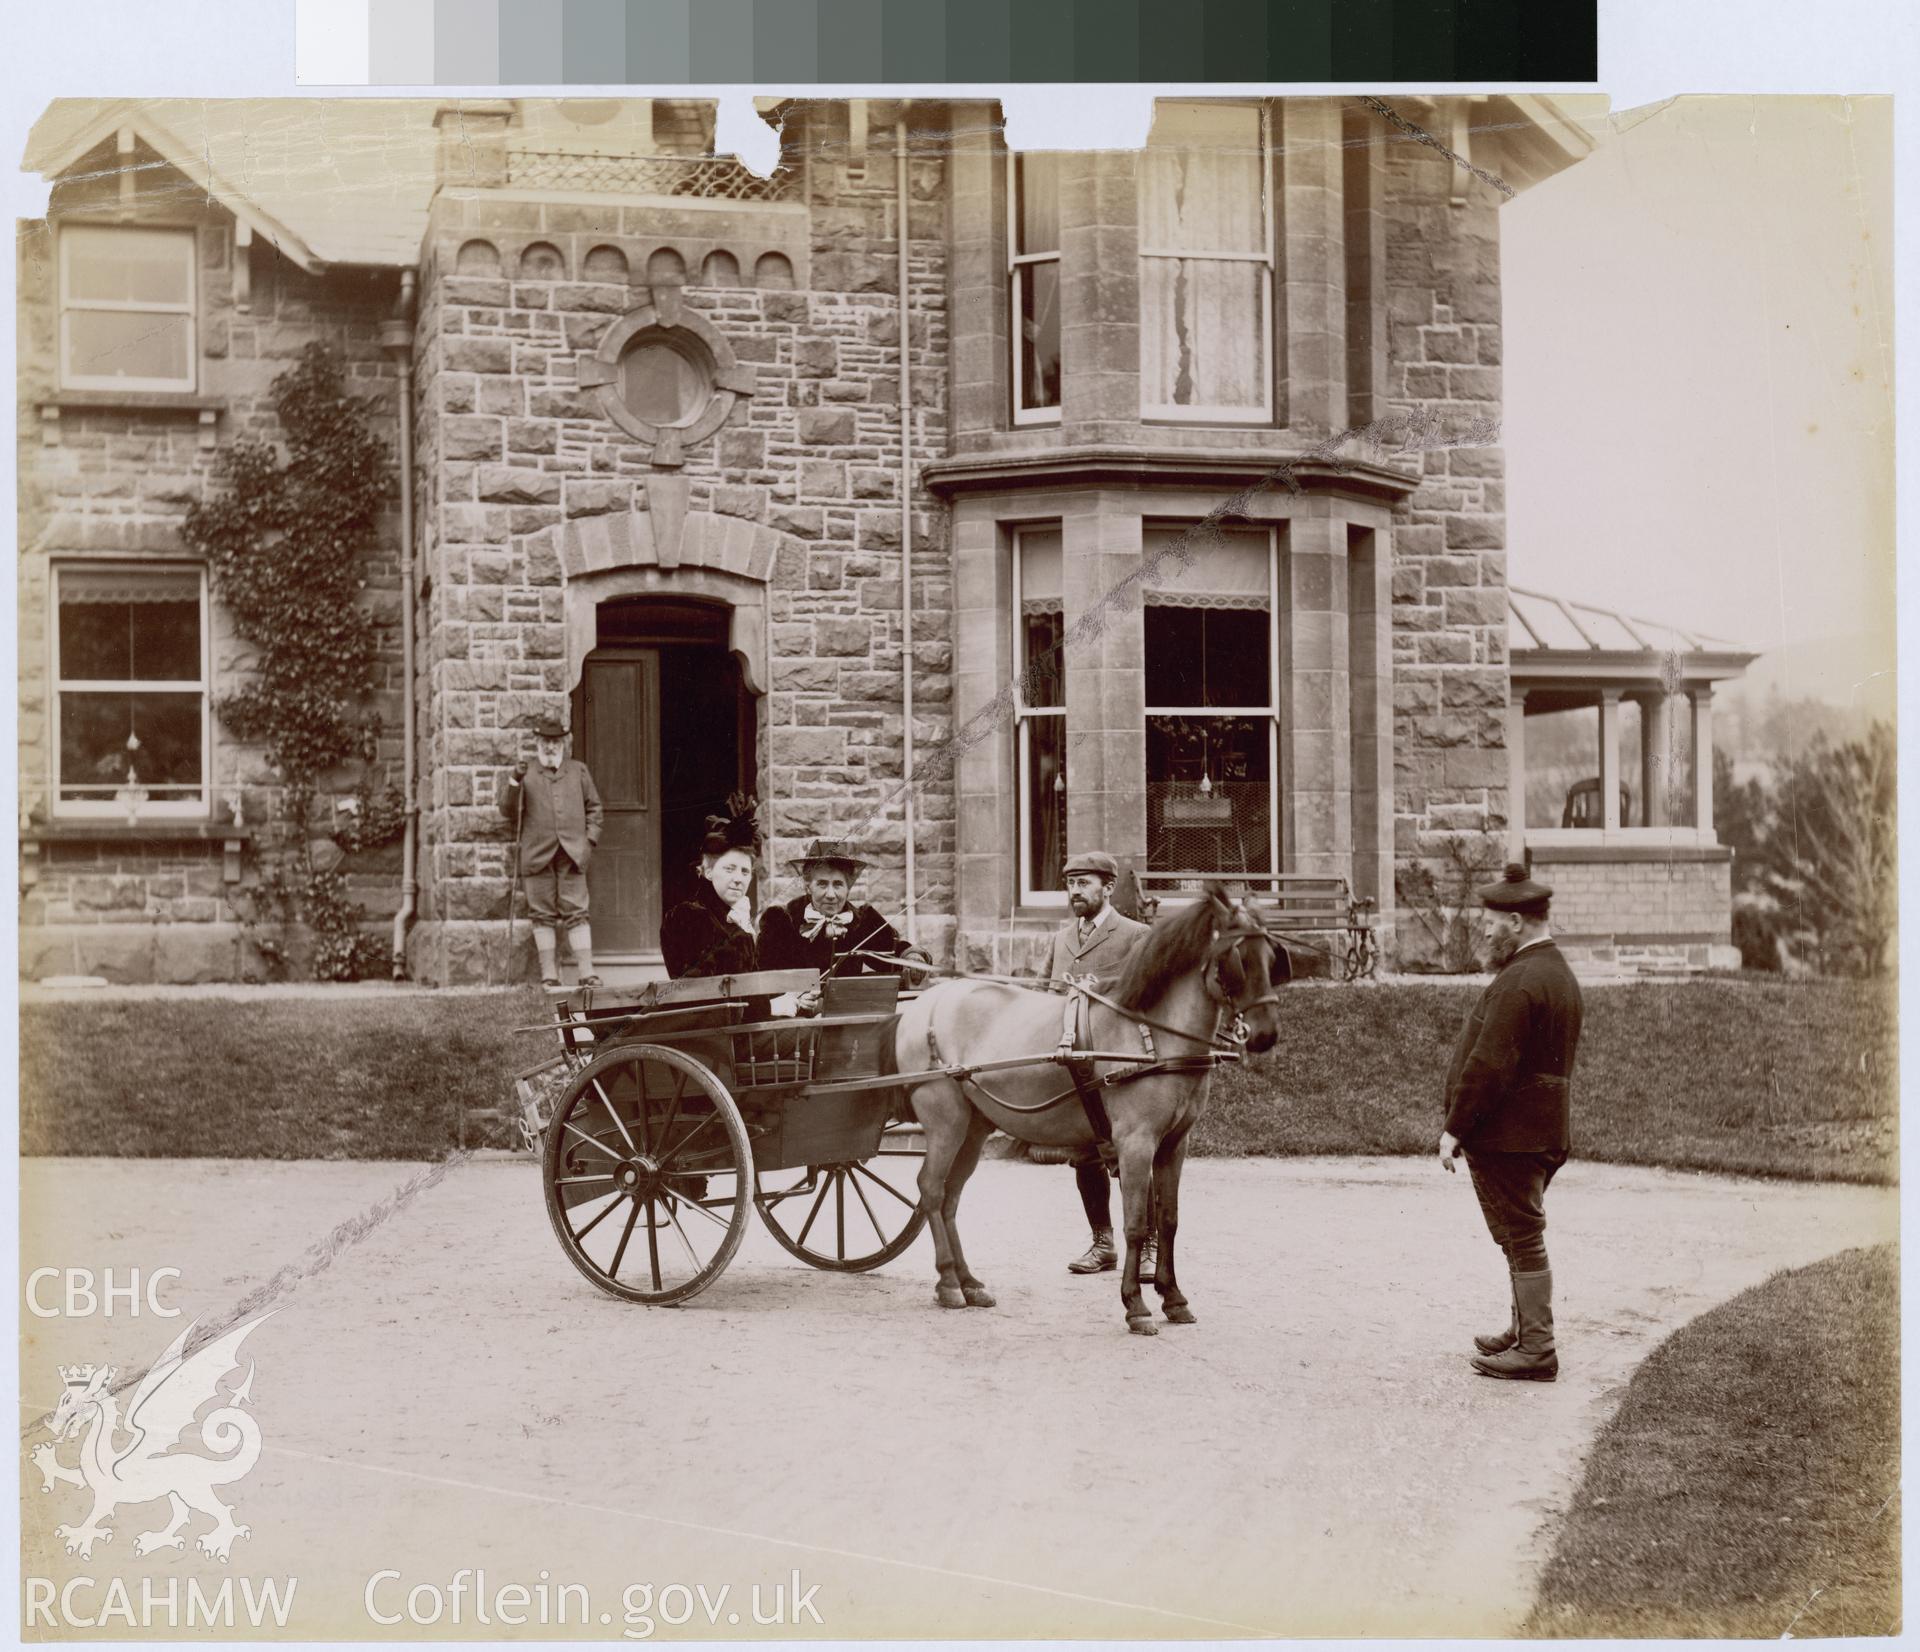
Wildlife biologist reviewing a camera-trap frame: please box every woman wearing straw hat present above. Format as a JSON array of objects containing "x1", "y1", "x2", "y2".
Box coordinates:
[{"x1": 757, "y1": 839, "x2": 930, "y2": 984}]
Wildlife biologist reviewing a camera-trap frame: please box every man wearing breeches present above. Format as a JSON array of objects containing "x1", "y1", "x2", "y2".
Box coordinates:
[
  {"x1": 1043, "y1": 851, "x2": 1151, "y2": 1278},
  {"x1": 502, "y1": 714, "x2": 605, "y2": 989},
  {"x1": 1438, "y1": 862, "x2": 1584, "y2": 1381}
]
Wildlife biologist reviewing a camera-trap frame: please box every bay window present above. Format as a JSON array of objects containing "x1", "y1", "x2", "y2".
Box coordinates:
[
  {"x1": 1138, "y1": 101, "x2": 1273, "y2": 422},
  {"x1": 1008, "y1": 153, "x2": 1061, "y2": 424},
  {"x1": 52, "y1": 565, "x2": 209, "y2": 818},
  {"x1": 59, "y1": 225, "x2": 197, "y2": 392},
  {"x1": 1013, "y1": 527, "x2": 1067, "y2": 900},
  {"x1": 1144, "y1": 526, "x2": 1278, "y2": 882}
]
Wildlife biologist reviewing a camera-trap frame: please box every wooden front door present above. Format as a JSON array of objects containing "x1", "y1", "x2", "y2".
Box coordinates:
[{"x1": 580, "y1": 652, "x2": 661, "y2": 955}]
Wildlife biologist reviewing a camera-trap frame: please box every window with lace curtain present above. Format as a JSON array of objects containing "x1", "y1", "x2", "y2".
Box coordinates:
[
  {"x1": 51, "y1": 565, "x2": 208, "y2": 818},
  {"x1": 1008, "y1": 153, "x2": 1061, "y2": 425},
  {"x1": 1138, "y1": 101, "x2": 1273, "y2": 422},
  {"x1": 1143, "y1": 526, "x2": 1278, "y2": 882},
  {"x1": 1012, "y1": 527, "x2": 1067, "y2": 901}
]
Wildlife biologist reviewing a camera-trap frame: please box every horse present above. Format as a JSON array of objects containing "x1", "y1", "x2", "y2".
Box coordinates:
[{"x1": 889, "y1": 885, "x2": 1288, "y2": 1335}]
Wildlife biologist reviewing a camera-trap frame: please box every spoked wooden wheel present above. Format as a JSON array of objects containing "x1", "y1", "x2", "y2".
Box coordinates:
[
  {"x1": 754, "y1": 1150, "x2": 928, "y2": 1272},
  {"x1": 542, "y1": 1043, "x2": 752, "y2": 1305}
]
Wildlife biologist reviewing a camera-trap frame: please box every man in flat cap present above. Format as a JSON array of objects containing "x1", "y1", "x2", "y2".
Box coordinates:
[
  {"x1": 758, "y1": 839, "x2": 930, "y2": 988},
  {"x1": 1438, "y1": 862, "x2": 1584, "y2": 1381},
  {"x1": 1044, "y1": 850, "x2": 1152, "y2": 1277},
  {"x1": 501, "y1": 714, "x2": 604, "y2": 989}
]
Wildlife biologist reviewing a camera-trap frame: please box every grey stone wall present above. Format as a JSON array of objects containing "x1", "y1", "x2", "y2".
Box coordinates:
[
  {"x1": 1381, "y1": 140, "x2": 1513, "y2": 966},
  {"x1": 16, "y1": 153, "x2": 407, "y2": 983},
  {"x1": 406, "y1": 106, "x2": 955, "y2": 982}
]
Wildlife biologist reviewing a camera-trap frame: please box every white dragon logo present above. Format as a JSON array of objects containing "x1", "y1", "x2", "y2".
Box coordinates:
[{"x1": 29, "y1": 1314, "x2": 271, "y2": 1564}]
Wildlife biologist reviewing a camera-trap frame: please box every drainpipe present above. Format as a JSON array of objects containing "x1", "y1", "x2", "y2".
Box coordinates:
[
  {"x1": 379, "y1": 269, "x2": 419, "y2": 980},
  {"x1": 896, "y1": 104, "x2": 917, "y2": 945}
]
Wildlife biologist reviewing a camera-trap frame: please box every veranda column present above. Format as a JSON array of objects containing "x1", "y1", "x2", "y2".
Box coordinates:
[
  {"x1": 1282, "y1": 511, "x2": 1351, "y2": 878},
  {"x1": 1598, "y1": 690, "x2": 1622, "y2": 831},
  {"x1": 1638, "y1": 690, "x2": 1673, "y2": 827},
  {"x1": 1506, "y1": 690, "x2": 1529, "y2": 860},
  {"x1": 1690, "y1": 686, "x2": 1715, "y2": 834},
  {"x1": 1062, "y1": 495, "x2": 1145, "y2": 869}
]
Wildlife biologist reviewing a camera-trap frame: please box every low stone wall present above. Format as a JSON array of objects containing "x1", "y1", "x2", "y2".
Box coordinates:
[{"x1": 1529, "y1": 843, "x2": 1738, "y2": 970}]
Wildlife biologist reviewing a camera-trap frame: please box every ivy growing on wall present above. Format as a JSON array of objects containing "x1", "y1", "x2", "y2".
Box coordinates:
[{"x1": 179, "y1": 343, "x2": 404, "y2": 981}]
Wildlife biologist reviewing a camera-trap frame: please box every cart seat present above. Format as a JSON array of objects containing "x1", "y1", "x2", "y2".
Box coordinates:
[{"x1": 814, "y1": 974, "x2": 902, "y2": 1081}]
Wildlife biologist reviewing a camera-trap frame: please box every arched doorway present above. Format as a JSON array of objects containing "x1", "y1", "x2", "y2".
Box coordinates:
[{"x1": 571, "y1": 595, "x2": 756, "y2": 963}]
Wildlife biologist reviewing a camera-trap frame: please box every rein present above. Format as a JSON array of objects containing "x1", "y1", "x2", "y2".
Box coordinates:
[{"x1": 843, "y1": 949, "x2": 1247, "y2": 1055}]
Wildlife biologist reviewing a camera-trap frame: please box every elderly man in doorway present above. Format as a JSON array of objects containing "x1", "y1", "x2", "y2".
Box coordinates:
[
  {"x1": 1438, "y1": 863, "x2": 1585, "y2": 1382},
  {"x1": 1043, "y1": 850, "x2": 1153, "y2": 1278},
  {"x1": 501, "y1": 713, "x2": 604, "y2": 989}
]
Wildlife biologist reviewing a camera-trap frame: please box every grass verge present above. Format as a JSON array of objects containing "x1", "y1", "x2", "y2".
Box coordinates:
[
  {"x1": 21, "y1": 988, "x2": 550, "y2": 1159},
  {"x1": 1195, "y1": 976, "x2": 1896, "y2": 1182},
  {"x1": 1524, "y1": 1243, "x2": 1900, "y2": 1638},
  {"x1": 21, "y1": 977, "x2": 1896, "y2": 1177}
]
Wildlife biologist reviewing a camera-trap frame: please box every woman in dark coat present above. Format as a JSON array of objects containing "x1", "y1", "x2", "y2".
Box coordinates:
[{"x1": 659, "y1": 794, "x2": 762, "y2": 979}]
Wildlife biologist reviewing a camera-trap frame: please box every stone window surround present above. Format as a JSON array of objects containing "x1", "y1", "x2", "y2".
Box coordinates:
[
  {"x1": 951, "y1": 484, "x2": 1396, "y2": 926},
  {"x1": 56, "y1": 219, "x2": 201, "y2": 395},
  {"x1": 45, "y1": 558, "x2": 213, "y2": 824}
]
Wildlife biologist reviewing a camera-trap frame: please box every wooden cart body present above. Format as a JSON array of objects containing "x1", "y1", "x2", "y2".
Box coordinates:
[{"x1": 531, "y1": 968, "x2": 935, "y2": 1304}]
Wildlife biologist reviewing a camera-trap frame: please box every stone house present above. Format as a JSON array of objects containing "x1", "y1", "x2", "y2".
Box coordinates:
[{"x1": 19, "y1": 94, "x2": 1739, "y2": 986}]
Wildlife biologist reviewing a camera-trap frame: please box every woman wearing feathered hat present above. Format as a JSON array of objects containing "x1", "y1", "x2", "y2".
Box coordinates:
[
  {"x1": 658, "y1": 793, "x2": 765, "y2": 980},
  {"x1": 757, "y1": 839, "x2": 930, "y2": 983}
]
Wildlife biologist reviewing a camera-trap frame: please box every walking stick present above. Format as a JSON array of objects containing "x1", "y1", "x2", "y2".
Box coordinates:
[{"x1": 506, "y1": 773, "x2": 526, "y2": 987}]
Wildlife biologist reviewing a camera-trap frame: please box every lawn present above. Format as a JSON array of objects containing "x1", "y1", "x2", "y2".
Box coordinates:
[
  {"x1": 1524, "y1": 1243, "x2": 1900, "y2": 1638},
  {"x1": 1196, "y1": 975, "x2": 1897, "y2": 1183},
  {"x1": 20, "y1": 977, "x2": 1897, "y2": 1180}
]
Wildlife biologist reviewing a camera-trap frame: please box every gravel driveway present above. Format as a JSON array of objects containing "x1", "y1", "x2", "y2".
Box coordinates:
[{"x1": 20, "y1": 1154, "x2": 1894, "y2": 1639}]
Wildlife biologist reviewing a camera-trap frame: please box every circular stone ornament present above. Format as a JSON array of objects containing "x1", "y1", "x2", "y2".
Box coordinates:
[{"x1": 575, "y1": 289, "x2": 758, "y2": 467}]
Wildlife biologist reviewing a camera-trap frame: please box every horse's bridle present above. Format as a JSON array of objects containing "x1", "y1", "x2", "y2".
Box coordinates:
[{"x1": 1204, "y1": 907, "x2": 1287, "y2": 1022}]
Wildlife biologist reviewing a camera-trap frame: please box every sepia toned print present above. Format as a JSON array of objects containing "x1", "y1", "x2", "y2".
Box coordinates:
[{"x1": 17, "y1": 92, "x2": 1895, "y2": 1638}]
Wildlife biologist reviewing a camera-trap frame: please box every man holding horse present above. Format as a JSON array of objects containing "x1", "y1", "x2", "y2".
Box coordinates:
[
  {"x1": 894, "y1": 882, "x2": 1285, "y2": 1334},
  {"x1": 1438, "y1": 863, "x2": 1584, "y2": 1382},
  {"x1": 1043, "y1": 851, "x2": 1152, "y2": 1278}
]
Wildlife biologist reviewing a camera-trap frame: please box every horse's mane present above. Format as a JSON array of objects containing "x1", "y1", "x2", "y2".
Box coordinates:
[{"x1": 1112, "y1": 896, "x2": 1223, "y2": 1012}]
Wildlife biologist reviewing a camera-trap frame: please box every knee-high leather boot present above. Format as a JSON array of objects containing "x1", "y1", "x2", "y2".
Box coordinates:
[
  {"x1": 1471, "y1": 1270, "x2": 1557, "y2": 1381},
  {"x1": 1474, "y1": 1283, "x2": 1519, "y2": 1355}
]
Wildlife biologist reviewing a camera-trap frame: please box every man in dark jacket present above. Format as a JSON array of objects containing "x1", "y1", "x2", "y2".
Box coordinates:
[
  {"x1": 1044, "y1": 850, "x2": 1152, "y2": 1278},
  {"x1": 756, "y1": 840, "x2": 927, "y2": 986},
  {"x1": 501, "y1": 714, "x2": 604, "y2": 988},
  {"x1": 1439, "y1": 862, "x2": 1584, "y2": 1382}
]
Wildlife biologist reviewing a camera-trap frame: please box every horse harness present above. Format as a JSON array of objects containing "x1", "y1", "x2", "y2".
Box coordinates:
[{"x1": 919, "y1": 912, "x2": 1275, "y2": 1152}]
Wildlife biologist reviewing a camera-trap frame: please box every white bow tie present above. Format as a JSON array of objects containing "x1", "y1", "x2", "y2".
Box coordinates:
[{"x1": 803, "y1": 906, "x2": 853, "y2": 942}]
